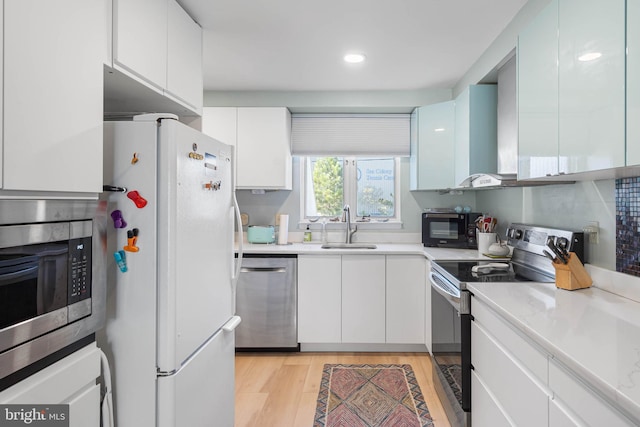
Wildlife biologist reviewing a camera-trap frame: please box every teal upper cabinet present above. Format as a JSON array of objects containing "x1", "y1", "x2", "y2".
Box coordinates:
[
  {"x1": 518, "y1": 0, "x2": 559, "y2": 180},
  {"x1": 454, "y1": 85, "x2": 497, "y2": 186},
  {"x1": 628, "y1": 0, "x2": 640, "y2": 166},
  {"x1": 518, "y1": 0, "x2": 626, "y2": 179},
  {"x1": 558, "y1": 0, "x2": 625, "y2": 174},
  {"x1": 409, "y1": 101, "x2": 456, "y2": 190}
]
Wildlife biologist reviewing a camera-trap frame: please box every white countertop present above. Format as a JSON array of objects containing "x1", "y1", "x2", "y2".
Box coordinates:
[
  {"x1": 238, "y1": 242, "x2": 497, "y2": 261},
  {"x1": 468, "y1": 278, "x2": 640, "y2": 422}
]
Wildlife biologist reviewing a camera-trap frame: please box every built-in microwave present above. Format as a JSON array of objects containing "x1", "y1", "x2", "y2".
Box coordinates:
[
  {"x1": 0, "y1": 200, "x2": 106, "y2": 390},
  {"x1": 422, "y1": 211, "x2": 482, "y2": 248}
]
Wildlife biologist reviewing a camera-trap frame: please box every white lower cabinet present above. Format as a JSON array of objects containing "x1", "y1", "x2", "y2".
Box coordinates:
[
  {"x1": 549, "y1": 360, "x2": 636, "y2": 426},
  {"x1": 342, "y1": 255, "x2": 386, "y2": 343},
  {"x1": 471, "y1": 371, "x2": 511, "y2": 427},
  {"x1": 472, "y1": 295, "x2": 638, "y2": 427},
  {"x1": 297, "y1": 255, "x2": 342, "y2": 343},
  {"x1": 298, "y1": 254, "x2": 425, "y2": 345},
  {"x1": 472, "y1": 295, "x2": 550, "y2": 427},
  {"x1": 386, "y1": 255, "x2": 425, "y2": 344},
  {"x1": 471, "y1": 320, "x2": 549, "y2": 427},
  {"x1": 0, "y1": 343, "x2": 101, "y2": 427}
]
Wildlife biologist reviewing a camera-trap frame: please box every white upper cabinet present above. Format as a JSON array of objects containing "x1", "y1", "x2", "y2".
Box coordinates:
[
  {"x1": 202, "y1": 107, "x2": 292, "y2": 190},
  {"x1": 113, "y1": 0, "x2": 168, "y2": 90},
  {"x1": 236, "y1": 108, "x2": 292, "y2": 190},
  {"x1": 409, "y1": 101, "x2": 456, "y2": 190},
  {"x1": 628, "y1": 0, "x2": 640, "y2": 166},
  {"x1": 111, "y1": 0, "x2": 203, "y2": 114},
  {"x1": 454, "y1": 85, "x2": 498, "y2": 186},
  {"x1": 166, "y1": 0, "x2": 203, "y2": 113},
  {"x1": 558, "y1": 0, "x2": 625, "y2": 174},
  {"x1": 3, "y1": 0, "x2": 104, "y2": 193},
  {"x1": 518, "y1": 0, "x2": 559, "y2": 180}
]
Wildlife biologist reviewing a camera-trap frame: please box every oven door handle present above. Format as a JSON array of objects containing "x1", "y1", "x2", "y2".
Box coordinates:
[
  {"x1": 429, "y1": 271, "x2": 461, "y2": 310},
  {"x1": 0, "y1": 265, "x2": 38, "y2": 286}
]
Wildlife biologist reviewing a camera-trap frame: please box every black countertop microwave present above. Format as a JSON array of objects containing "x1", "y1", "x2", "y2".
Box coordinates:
[{"x1": 422, "y1": 212, "x2": 482, "y2": 248}]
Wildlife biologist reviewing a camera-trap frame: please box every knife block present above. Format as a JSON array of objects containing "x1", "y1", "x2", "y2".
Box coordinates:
[{"x1": 552, "y1": 252, "x2": 592, "y2": 291}]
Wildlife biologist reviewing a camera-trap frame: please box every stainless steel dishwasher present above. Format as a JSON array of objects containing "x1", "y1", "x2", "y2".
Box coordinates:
[{"x1": 235, "y1": 254, "x2": 298, "y2": 350}]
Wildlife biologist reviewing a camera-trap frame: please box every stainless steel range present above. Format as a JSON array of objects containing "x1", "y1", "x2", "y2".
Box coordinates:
[{"x1": 429, "y1": 223, "x2": 585, "y2": 427}]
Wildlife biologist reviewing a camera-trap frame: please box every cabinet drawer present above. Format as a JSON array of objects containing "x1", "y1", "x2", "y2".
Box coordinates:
[
  {"x1": 69, "y1": 384, "x2": 100, "y2": 427},
  {"x1": 549, "y1": 360, "x2": 636, "y2": 426},
  {"x1": 472, "y1": 321, "x2": 549, "y2": 427},
  {"x1": 471, "y1": 371, "x2": 511, "y2": 427},
  {"x1": 472, "y1": 297, "x2": 547, "y2": 381},
  {"x1": 0, "y1": 343, "x2": 100, "y2": 404}
]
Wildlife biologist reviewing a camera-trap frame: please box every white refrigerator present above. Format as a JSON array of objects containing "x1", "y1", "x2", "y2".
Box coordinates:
[{"x1": 99, "y1": 114, "x2": 241, "y2": 427}]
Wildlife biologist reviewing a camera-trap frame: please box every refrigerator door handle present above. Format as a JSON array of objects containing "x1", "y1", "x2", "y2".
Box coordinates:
[
  {"x1": 222, "y1": 315, "x2": 242, "y2": 332},
  {"x1": 232, "y1": 191, "x2": 243, "y2": 285}
]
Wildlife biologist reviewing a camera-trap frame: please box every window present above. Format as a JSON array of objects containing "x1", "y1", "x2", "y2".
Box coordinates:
[{"x1": 302, "y1": 156, "x2": 400, "y2": 221}]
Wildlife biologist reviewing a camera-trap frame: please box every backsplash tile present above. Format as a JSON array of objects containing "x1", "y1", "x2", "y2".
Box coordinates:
[{"x1": 616, "y1": 177, "x2": 640, "y2": 276}]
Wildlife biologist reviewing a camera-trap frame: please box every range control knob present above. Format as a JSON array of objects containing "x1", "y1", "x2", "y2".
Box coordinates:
[{"x1": 513, "y1": 229, "x2": 523, "y2": 239}]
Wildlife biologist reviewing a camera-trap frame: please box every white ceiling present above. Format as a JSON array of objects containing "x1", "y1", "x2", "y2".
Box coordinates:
[{"x1": 178, "y1": 0, "x2": 528, "y2": 92}]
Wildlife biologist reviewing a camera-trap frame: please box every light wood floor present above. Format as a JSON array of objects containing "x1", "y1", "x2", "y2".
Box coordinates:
[{"x1": 235, "y1": 352, "x2": 452, "y2": 427}]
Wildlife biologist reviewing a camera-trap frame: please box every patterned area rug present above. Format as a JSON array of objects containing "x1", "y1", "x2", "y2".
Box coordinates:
[
  {"x1": 314, "y1": 364, "x2": 434, "y2": 427},
  {"x1": 439, "y1": 364, "x2": 462, "y2": 407}
]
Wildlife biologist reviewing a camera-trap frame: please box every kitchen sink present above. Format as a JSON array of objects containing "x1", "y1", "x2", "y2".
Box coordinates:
[{"x1": 321, "y1": 243, "x2": 377, "y2": 249}]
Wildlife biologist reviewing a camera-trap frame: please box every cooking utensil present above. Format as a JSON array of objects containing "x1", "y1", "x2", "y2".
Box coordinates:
[{"x1": 471, "y1": 262, "x2": 510, "y2": 273}]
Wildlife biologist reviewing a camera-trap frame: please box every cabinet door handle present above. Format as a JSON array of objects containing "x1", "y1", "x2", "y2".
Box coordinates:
[{"x1": 240, "y1": 267, "x2": 286, "y2": 273}]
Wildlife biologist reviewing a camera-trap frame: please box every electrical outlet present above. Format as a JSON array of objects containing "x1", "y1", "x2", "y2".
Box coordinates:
[{"x1": 582, "y1": 221, "x2": 599, "y2": 244}]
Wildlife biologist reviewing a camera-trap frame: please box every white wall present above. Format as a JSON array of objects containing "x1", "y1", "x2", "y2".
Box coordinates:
[
  {"x1": 476, "y1": 180, "x2": 616, "y2": 270},
  {"x1": 236, "y1": 157, "x2": 477, "y2": 239}
]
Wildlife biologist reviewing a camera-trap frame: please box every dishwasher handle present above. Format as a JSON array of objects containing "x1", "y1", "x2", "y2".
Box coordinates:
[{"x1": 240, "y1": 267, "x2": 286, "y2": 273}]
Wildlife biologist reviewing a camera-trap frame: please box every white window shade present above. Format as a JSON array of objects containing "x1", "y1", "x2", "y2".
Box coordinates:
[{"x1": 291, "y1": 114, "x2": 411, "y2": 156}]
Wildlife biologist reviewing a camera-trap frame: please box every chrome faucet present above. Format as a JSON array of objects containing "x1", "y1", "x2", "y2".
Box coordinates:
[{"x1": 342, "y1": 204, "x2": 357, "y2": 243}]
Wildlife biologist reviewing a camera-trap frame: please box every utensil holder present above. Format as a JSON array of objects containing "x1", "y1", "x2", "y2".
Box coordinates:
[{"x1": 552, "y1": 252, "x2": 592, "y2": 291}]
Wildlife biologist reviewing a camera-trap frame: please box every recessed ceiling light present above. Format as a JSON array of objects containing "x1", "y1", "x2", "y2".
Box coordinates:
[
  {"x1": 344, "y1": 53, "x2": 366, "y2": 64},
  {"x1": 578, "y1": 52, "x2": 602, "y2": 62}
]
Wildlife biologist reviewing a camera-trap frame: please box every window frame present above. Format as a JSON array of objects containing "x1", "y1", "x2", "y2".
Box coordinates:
[{"x1": 299, "y1": 156, "x2": 402, "y2": 227}]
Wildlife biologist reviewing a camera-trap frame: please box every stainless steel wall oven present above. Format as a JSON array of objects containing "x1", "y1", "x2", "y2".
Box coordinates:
[{"x1": 0, "y1": 200, "x2": 106, "y2": 391}]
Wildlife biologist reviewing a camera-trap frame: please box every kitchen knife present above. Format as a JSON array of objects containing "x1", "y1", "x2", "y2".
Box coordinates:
[
  {"x1": 547, "y1": 239, "x2": 568, "y2": 264},
  {"x1": 542, "y1": 249, "x2": 557, "y2": 263}
]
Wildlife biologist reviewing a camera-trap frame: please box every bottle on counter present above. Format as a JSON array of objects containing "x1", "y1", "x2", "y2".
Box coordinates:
[
  {"x1": 304, "y1": 225, "x2": 312, "y2": 242},
  {"x1": 321, "y1": 218, "x2": 328, "y2": 244}
]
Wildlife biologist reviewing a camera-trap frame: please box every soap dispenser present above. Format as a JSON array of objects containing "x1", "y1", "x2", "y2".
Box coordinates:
[{"x1": 304, "y1": 225, "x2": 312, "y2": 242}]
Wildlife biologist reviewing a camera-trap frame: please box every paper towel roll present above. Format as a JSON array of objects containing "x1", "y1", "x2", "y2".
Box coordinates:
[{"x1": 278, "y1": 214, "x2": 289, "y2": 244}]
